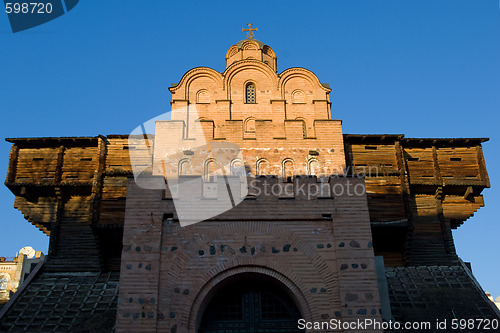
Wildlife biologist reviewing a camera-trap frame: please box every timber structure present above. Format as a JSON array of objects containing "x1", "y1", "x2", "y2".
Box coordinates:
[{"x1": 4, "y1": 134, "x2": 489, "y2": 269}]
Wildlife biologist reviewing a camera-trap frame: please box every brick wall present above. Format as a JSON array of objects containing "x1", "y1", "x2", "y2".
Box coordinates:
[{"x1": 116, "y1": 176, "x2": 382, "y2": 332}]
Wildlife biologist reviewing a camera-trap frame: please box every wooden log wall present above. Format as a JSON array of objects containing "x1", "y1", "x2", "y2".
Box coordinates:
[
  {"x1": 61, "y1": 146, "x2": 98, "y2": 181},
  {"x1": 437, "y1": 147, "x2": 481, "y2": 183},
  {"x1": 344, "y1": 135, "x2": 489, "y2": 267},
  {"x1": 15, "y1": 147, "x2": 59, "y2": 181},
  {"x1": 4, "y1": 135, "x2": 152, "y2": 272}
]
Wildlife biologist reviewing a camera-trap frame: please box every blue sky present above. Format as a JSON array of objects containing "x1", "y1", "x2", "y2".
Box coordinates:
[{"x1": 0, "y1": 1, "x2": 499, "y2": 297}]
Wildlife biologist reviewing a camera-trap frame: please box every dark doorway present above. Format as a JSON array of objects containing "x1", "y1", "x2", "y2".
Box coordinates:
[{"x1": 199, "y1": 279, "x2": 303, "y2": 333}]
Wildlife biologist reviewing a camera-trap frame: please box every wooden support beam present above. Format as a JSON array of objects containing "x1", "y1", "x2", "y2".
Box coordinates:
[
  {"x1": 464, "y1": 186, "x2": 473, "y2": 201},
  {"x1": 48, "y1": 187, "x2": 64, "y2": 256},
  {"x1": 476, "y1": 145, "x2": 490, "y2": 187},
  {"x1": 436, "y1": 191, "x2": 458, "y2": 257},
  {"x1": 432, "y1": 145, "x2": 443, "y2": 184},
  {"x1": 395, "y1": 140, "x2": 413, "y2": 266},
  {"x1": 6, "y1": 145, "x2": 19, "y2": 183},
  {"x1": 19, "y1": 186, "x2": 34, "y2": 202},
  {"x1": 89, "y1": 135, "x2": 108, "y2": 225},
  {"x1": 395, "y1": 141, "x2": 411, "y2": 206},
  {"x1": 343, "y1": 140, "x2": 353, "y2": 176},
  {"x1": 55, "y1": 145, "x2": 65, "y2": 183},
  {"x1": 435, "y1": 186, "x2": 443, "y2": 201}
]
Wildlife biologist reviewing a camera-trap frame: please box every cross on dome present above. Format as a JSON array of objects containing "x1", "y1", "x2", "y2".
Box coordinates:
[{"x1": 242, "y1": 23, "x2": 258, "y2": 39}]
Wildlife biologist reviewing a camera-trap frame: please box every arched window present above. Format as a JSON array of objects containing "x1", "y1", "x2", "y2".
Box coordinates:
[
  {"x1": 308, "y1": 158, "x2": 320, "y2": 176},
  {"x1": 196, "y1": 89, "x2": 210, "y2": 103},
  {"x1": 244, "y1": 117, "x2": 256, "y2": 133},
  {"x1": 246, "y1": 83, "x2": 256, "y2": 104},
  {"x1": 256, "y1": 159, "x2": 270, "y2": 176},
  {"x1": 205, "y1": 159, "x2": 222, "y2": 182},
  {"x1": 283, "y1": 159, "x2": 294, "y2": 182},
  {"x1": 230, "y1": 160, "x2": 244, "y2": 176},
  {"x1": 296, "y1": 118, "x2": 307, "y2": 138},
  {"x1": 292, "y1": 90, "x2": 306, "y2": 104},
  {"x1": 179, "y1": 159, "x2": 191, "y2": 176}
]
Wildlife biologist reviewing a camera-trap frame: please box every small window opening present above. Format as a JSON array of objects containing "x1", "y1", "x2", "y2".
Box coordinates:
[{"x1": 246, "y1": 83, "x2": 256, "y2": 104}]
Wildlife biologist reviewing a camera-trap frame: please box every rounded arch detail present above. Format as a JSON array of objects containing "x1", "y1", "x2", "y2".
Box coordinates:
[
  {"x1": 262, "y1": 45, "x2": 276, "y2": 58},
  {"x1": 279, "y1": 67, "x2": 330, "y2": 99},
  {"x1": 226, "y1": 45, "x2": 238, "y2": 58},
  {"x1": 196, "y1": 89, "x2": 210, "y2": 103},
  {"x1": 204, "y1": 158, "x2": 223, "y2": 180},
  {"x1": 188, "y1": 266, "x2": 312, "y2": 331},
  {"x1": 170, "y1": 67, "x2": 223, "y2": 98},
  {"x1": 178, "y1": 158, "x2": 191, "y2": 176},
  {"x1": 241, "y1": 40, "x2": 260, "y2": 50},
  {"x1": 230, "y1": 158, "x2": 244, "y2": 176},
  {"x1": 256, "y1": 158, "x2": 270, "y2": 175},
  {"x1": 282, "y1": 158, "x2": 295, "y2": 180},
  {"x1": 307, "y1": 157, "x2": 320, "y2": 176},
  {"x1": 244, "y1": 116, "x2": 256, "y2": 132},
  {"x1": 223, "y1": 60, "x2": 279, "y2": 96},
  {"x1": 292, "y1": 89, "x2": 306, "y2": 104}
]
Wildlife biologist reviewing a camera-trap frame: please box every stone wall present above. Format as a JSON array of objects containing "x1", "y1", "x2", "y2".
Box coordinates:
[{"x1": 116, "y1": 176, "x2": 382, "y2": 332}]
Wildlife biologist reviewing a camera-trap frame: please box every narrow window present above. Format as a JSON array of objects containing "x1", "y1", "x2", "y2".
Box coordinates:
[
  {"x1": 308, "y1": 159, "x2": 320, "y2": 176},
  {"x1": 231, "y1": 160, "x2": 244, "y2": 176},
  {"x1": 283, "y1": 160, "x2": 294, "y2": 182},
  {"x1": 246, "y1": 83, "x2": 256, "y2": 104},
  {"x1": 299, "y1": 119, "x2": 306, "y2": 137},
  {"x1": 257, "y1": 159, "x2": 270, "y2": 176},
  {"x1": 205, "y1": 160, "x2": 221, "y2": 182},
  {"x1": 179, "y1": 160, "x2": 191, "y2": 176},
  {"x1": 244, "y1": 118, "x2": 256, "y2": 133}
]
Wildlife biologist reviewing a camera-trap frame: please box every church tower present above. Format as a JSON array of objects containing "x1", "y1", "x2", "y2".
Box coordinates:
[
  {"x1": 118, "y1": 31, "x2": 383, "y2": 332},
  {"x1": 159, "y1": 34, "x2": 345, "y2": 182}
]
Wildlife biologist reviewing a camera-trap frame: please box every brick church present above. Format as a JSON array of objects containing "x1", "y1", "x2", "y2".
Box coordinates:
[{"x1": 1, "y1": 30, "x2": 499, "y2": 332}]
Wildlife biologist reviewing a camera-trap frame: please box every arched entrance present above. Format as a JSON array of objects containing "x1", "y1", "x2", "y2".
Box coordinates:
[{"x1": 198, "y1": 274, "x2": 304, "y2": 333}]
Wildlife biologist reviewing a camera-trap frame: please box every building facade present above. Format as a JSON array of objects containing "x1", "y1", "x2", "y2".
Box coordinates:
[
  {"x1": 486, "y1": 292, "x2": 500, "y2": 311},
  {"x1": 1, "y1": 37, "x2": 499, "y2": 332},
  {"x1": 0, "y1": 248, "x2": 43, "y2": 307}
]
